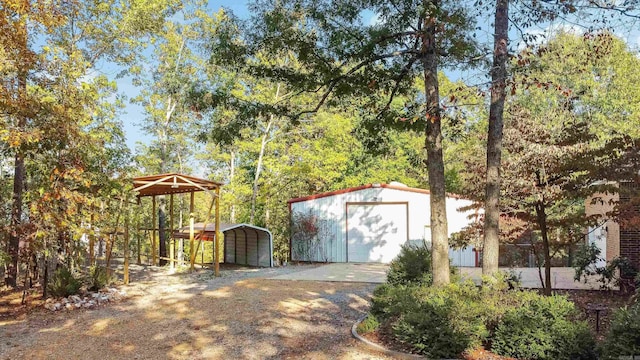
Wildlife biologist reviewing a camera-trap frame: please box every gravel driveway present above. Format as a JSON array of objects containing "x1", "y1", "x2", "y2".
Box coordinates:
[{"x1": 0, "y1": 264, "x2": 392, "y2": 360}]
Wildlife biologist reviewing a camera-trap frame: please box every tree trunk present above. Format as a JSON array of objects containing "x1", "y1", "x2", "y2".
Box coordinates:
[
  {"x1": 230, "y1": 150, "x2": 236, "y2": 223},
  {"x1": 535, "y1": 202, "x2": 553, "y2": 296},
  {"x1": 422, "y1": 2, "x2": 449, "y2": 286},
  {"x1": 6, "y1": 18, "x2": 28, "y2": 287},
  {"x1": 7, "y1": 150, "x2": 25, "y2": 288},
  {"x1": 42, "y1": 257, "x2": 49, "y2": 299},
  {"x1": 250, "y1": 84, "x2": 281, "y2": 224},
  {"x1": 106, "y1": 199, "x2": 123, "y2": 277},
  {"x1": 158, "y1": 195, "x2": 167, "y2": 266},
  {"x1": 482, "y1": 0, "x2": 509, "y2": 278}
]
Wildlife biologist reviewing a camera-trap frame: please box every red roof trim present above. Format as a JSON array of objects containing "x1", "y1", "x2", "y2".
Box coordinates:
[
  {"x1": 287, "y1": 184, "x2": 464, "y2": 204},
  {"x1": 288, "y1": 184, "x2": 374, "y2": 204}
]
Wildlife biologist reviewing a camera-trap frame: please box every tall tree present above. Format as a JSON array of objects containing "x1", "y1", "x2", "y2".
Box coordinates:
[
  {"x1": 480, "y1": 0, "x2": 640, "y2": 276},
  {"x1": 482, "y1": 0, "x2": 509, "y2": 278},
  {"x1": 459, "y1": 31, "x2": 640, "y2": 294},
  {"x1": 133, "y1": 2, "x2": 216, "y2": 265},
  {"x1": 207, "y1": 0, "x2": 479, "y2": 285},
  {"x1": 1, "y1": 0, "x2": 68, "y2": 287},
  {"x1": 1, "y1": 0, "x2": 183, "y2": 285}
]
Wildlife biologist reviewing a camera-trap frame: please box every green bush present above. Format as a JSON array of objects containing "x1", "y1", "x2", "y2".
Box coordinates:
[
  {"x1": 86, "y1": 265, "x2": 110, "y2": 291},
  {"x1": 600, "y1": 301, "x2": 640, "y2": 359},
  {"x1": 370, "y1": 283, "x2": 422, "y2": 321},
  {"x1": 574, "y1": 243, "x2": 639, "y2": 293},
  {"x1": 48, "y1": 266, "x2": 82, "y2": 298},
  {"x1": 373, "y1": 270, "x2": 598, "y2": 359},
  {"x1": 371, "y1": 281, "x2": 490, "y2": 358},
  {"x1": 356, "y1": 314, "x2": 380, "y2": 334},
  {"x1": 386, "y1": 244, "x2": 433, "y2": 286},
  {"x1": 491, "y1": 294, "x2": 597, "y2": 360}
]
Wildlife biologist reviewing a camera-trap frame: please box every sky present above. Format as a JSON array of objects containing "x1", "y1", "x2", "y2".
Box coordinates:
[{"x1": 115, "y1": 1, "x2": 640, "y2": 154}]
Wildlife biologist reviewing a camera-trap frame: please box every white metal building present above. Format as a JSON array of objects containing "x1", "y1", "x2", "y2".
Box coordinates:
[{"x1": 288, "y1": 183, "x2": 478, "y2": 266}]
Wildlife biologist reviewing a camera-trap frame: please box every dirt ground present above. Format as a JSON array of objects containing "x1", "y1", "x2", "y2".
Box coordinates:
[{"x1": 0, "y1": 264, "x2": 393, "y2": 360}]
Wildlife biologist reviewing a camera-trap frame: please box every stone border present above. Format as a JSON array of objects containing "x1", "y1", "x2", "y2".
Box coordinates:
[{"x1": 351, "y1": 316, "x2": 425, "y2": 359}]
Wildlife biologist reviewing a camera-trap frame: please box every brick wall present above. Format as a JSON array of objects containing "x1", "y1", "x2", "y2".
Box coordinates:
[{"x1": 620, "y1": 181, "x2": 640, "y2": 269}]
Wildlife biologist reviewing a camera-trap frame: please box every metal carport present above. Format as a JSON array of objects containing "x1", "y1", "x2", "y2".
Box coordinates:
[{"x1": 174, "y1": 223, "x2": 273, "y2": 267}]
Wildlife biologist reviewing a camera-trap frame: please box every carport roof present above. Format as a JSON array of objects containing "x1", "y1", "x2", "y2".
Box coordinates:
[{"x1": 172, "y1": 222, "x2": 272, "y2": 240}]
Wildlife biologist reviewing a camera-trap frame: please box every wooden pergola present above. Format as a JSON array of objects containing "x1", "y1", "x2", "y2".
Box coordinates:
[{"x1": 132, "y1": 173, "x2": 223, "y2": 276}]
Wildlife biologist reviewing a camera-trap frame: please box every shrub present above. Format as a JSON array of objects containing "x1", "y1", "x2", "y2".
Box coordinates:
[
  {"x1": 356, "y1": 314, "x2": 379, "y2": 334},
  {"x1": 371, "y1": 281, "x2": 490, "y2": 358},
  {"x1": 386, "y1": 244, "x2": 433, "y2": 286},
  {"x1": 48, "y1": 266, "x2": 82, "y2": 298},
  {"x1": 370, "y1": 283, "x2": 421, "y2": 321},
  {"x1": 600, "y1": 301, "x2": 640, "y2": 359},
  {"x1": 491, "y1": 294, "x2": 597, "y2": 360},
  {"x1": 574, "y1": 243, "x2": 639, "y2": 293},
  {"x1": 86, "y1": 265, "x2": 110, "y2": 291}
]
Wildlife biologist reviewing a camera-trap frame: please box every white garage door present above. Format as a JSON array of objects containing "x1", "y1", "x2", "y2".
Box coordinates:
[{"x1": 347, "y1": 203, "x2": 408, "y2": 263}]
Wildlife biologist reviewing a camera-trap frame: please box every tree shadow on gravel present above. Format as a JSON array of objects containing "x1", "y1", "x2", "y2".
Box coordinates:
[{"x1": 0, "y1": 268, "x2": 388, "y2": 360}]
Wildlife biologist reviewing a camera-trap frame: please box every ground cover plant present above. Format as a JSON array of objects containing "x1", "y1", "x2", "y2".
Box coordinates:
[{"x1": 364, "y1": 246, "x2": 612, "y2": 359}]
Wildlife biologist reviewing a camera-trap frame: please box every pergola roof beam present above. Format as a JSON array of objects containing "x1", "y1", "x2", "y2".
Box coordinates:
[{"x1": 132, "y1": 173, "x2": 221, "y2": 197}]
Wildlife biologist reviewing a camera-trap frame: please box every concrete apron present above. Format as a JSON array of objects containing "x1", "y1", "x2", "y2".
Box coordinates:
[
  {"x1": 269, "y1": 263, "x2": 388, "y2": 283},
  {"x1": 271, "y1": 263, "x2": 604, "y2": 290}
]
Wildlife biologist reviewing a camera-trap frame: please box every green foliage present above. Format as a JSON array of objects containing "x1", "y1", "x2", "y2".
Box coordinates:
[
  {"x1": 86, "y1": 265, "x2": 110, "y2": 292},
  {"x1": 501, "y1": 270, "x2": 522, "y2": 290},
  {"x1": 574, "y1": 243, "x2": 639, "y2": 292},
  {"x1": 356, "y1": 315, "x2": 379, "y2": 335},
  {"x1": 372, "y1": 276, "x2": 600, "y2": 359},
  {"x1": 0, "y1": 248, "x2": 10, "y2": 267},
  {"x1": 492, "y1": 294, "x2": 597, "y2": 360},
  {"x1": 371, "y1": 281, "x2": 491, "y2": 358},
  {"x1": 573, "y1": 242, "x2": 601, "y2": 280},
  {"x1": 600, "y1": 302, "x2": 640, "y2": 359},
  {"x1": 386, "y1": 245, "x2": 433, "y2": 286},
  {"x1": 48, "y1": 267, "x2": 82, "y2": 298},
  {"x1": 457, "y1": 31, "x2": 640, "y2": 291}
]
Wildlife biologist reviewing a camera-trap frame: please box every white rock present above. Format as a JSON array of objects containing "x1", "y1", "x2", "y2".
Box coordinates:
[
  {"x1": 70, "y1": 295, "x2": 81, "y2": 303},
  {"x1": 53, "y1": 303, "x2": 62, "y2": 311},
  {"x1": 91, "y1": 293, "x2": 100, "y2": 299}
]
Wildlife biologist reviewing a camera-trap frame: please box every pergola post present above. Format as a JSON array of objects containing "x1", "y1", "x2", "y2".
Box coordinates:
[
  {"x1": 136, "y1": 220, "x2": 141, "y2": 265},
  {"x1": 214, "y1": 186, "x2": 221, "y2": 277},
  {"x1": 169, "y1": 194, "x2": 175, "y2": 269},
  {"x1": 152, "y1": 195, "x2": 157, "y2": 266},
  {"x1": 189, "y1": 191, "x2": 195, "y2": 272}
]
